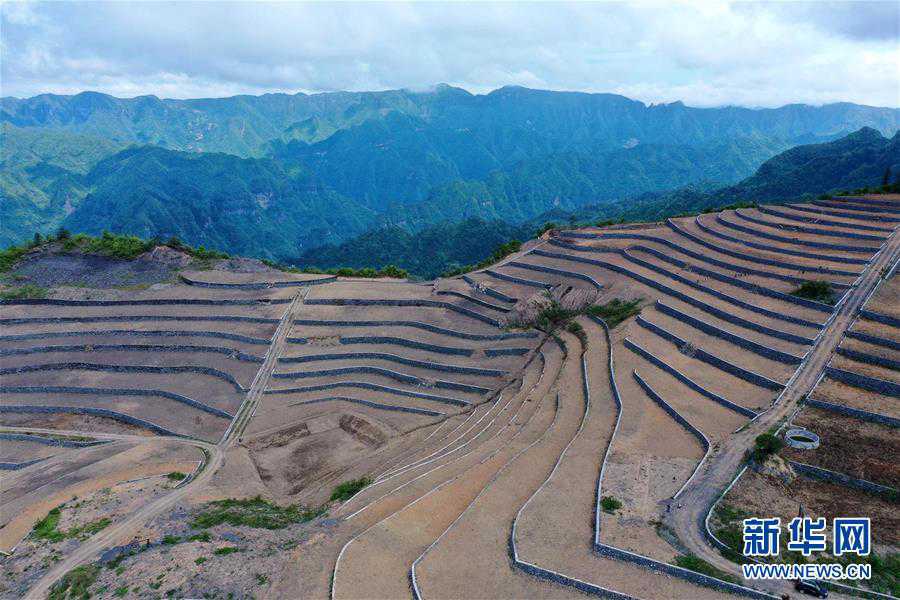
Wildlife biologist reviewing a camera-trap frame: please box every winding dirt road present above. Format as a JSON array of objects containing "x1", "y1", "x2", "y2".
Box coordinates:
[{"x1": 663, "y1": 227, "x2": 900, "y2": 595}]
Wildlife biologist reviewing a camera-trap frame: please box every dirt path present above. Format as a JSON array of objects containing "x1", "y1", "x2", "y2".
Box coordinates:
[
  {"x1": 663, "y1": 227, "x2": 900, "y2": 595},
  {"x1": 23, "y1": 292, "x2": 304, "y2": 599}
]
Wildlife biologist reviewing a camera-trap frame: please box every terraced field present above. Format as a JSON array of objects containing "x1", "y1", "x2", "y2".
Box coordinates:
[{"x1": 3, "y1": 194, "x2": 897, "y2": 600}]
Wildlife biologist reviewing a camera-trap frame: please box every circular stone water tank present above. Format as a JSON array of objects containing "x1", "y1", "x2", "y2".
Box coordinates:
[{"x1": 784, "y1": 427, "x2": 820, "y2": 450}]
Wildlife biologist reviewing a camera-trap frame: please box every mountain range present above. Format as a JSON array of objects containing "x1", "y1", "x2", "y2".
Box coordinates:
[{"x1": 2, "y1": 85, "x2": 899, "y2": 260}]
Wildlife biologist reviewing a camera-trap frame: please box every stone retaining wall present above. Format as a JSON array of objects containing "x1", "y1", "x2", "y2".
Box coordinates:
[
  {"x1": 733, "y1": 210, "x2": 886, "y2": 241},
  {"x1": 813, "y1": 200, "x2": 900, "y2": 217},
  {"x1": 179, "y1": 274, "x2": 335, "y2": 288},
  {"x1": 531, "y1": 248, "x2": 815, "y2": 344},
  {"x1": 0, "y1": 329, "x2": 271, "y2": 345},
  {"x1": 271, "y1": 365, "x2": 490, "y2": 395},
  {"x1": 697, "y1": 216, "x2": 867, "y2": 265},
  {"x1": 655, "y1": 300, "x2": 802, "y2": 365},
  {"x1": 296, "y1": 335, "x2": 473, "y2": 357},
  {"x1": 788, "y1": 203, "x2": 899, "y2": 224},
  {"x1": 0, "y1": 385, "x2": 233, "y2": 419},
  {"x1": 591, "y1": 544, "x2": 777, "y2": 600},
  {"x1": 303, "y1": 298, "x2": 500, "y2": 327},
  {"x1": 0, "y1": 362, "x2": 246, "y2": 391},
  {"x1": 0, "y1": 432, "x2": 108, "y2": 448},
  {"x1": 552, "y1": 235, "x2": 845, "y2": 289},
  {"x1": 0, "y1": 315, "x2": 279, "y2": 326},
  {"x1": 667, "y1": 218, "x2": 860, "y2": 277},
  {"x1": 435, "y1": 289, "x2": 511, "y2": 312},
  {"x1": 636, "y1": 317, "x2": 784, "y2": 391},
  {"x1": 484, "y1": 347, "x2": 530, "y2": 357},
  {"x1": 628, "y1": 246, "x2": 834, "y2": 313},
  {"x1": 278, "y1": 352, "x2": 506, "y2": 376},
  {"x1": 0, "y1": 298, "x2": 290, "y2": 307},
  {"x1": 623, "y1": 338, "x2": 757, "y2": 418},
  {"x1": 825, "y1": 367, "x2": 900, "y2": 398},
  {"x1": 461, "y1": 274, "x2": 518, "y2": 303},
  {"x1": 716, "y1": 215, "x2": 873, "y2": 255},
  {"x1": 264, "y1": 381, "x2": 469, "y2": 407},
  {"x1": 291, "y1": 318, "x2": 536, "y2": 341},
  {"x1": 0, "y1": 343, "x2": 264, "y2": 363},
  {"x1": 289, "y1": 396, "x2": 443, "y2": 417},
  {"x1": 0, "y1": 405, "x2": 181, "y2": 436},
  {"x1": 632, "y1": 370, "x2": 710, "y2": 499},
  {"x1": 504, "y1": 260, "x2": 603, "y2": 290},
  {"x1": 757, "y1": 206, "x2": 894, "y2": 234},
  {"x1": 0, "y1": 458, "x2": 47, "y2": 471},
  {"x1": 789, "y1": 461, "x2": 898, "y2": 496},
  {"x1": 844, "y1": 330, "x2": 900, "y2": 352},
  {"x1": 836, "y1": 347, "x2": 900, "y2": 371},
  {"x1": 806, "y1": 398, "x2": 900, "y2": 428},
  {"x1": 623, "y1": 249, "x2": 826, "y2": 325},
  {"x1": 483, "y1": 269, "x2": 551, "y2": 289},
  {"x1": 859, "y1": 309, "x2": 900, "y2": 329}
]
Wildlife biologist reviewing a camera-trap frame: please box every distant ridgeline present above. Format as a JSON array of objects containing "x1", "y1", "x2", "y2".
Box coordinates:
[{"x1": 2, "y1": 86, "x2": 899, "y2": 271}]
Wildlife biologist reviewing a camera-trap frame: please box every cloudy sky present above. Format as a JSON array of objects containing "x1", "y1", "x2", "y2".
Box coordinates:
[{"x1": 2, "y1": 1, "x2": 898, "y2": 107}]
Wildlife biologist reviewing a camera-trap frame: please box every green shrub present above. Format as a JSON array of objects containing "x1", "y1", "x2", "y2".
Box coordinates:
[
  {"x1": 674, "y1": 554, "x2": 737, "y2": 583},
  {"x1": 586, "y1": 298, "x2": 642, "y2": 328},
  {"x1": 166, "y1": 472, "x2": 187, "y2": 481},
  {"x1": 32, "y1": 507, "x2": 65, "y2": 542},
  {"x1": 192, "y1": 496, "x2": 325, "y2": 530},
  {"x1": 601, "y1": 496, "x2": 623, "y2": 513},
  {"x1": 442, "y1": 239, "x2": 522, "y2": 277},
  {"x1": 790, "y1": 280, "x2": 835, "y2": 304},
  {"x1": 68, "y1": 518, "x2": 111, "y2": 539},
  {"x1": 48, "y1": 564, "x2": 100, "y2": 600},
  {"x1": 751, "y1": 433, "x2": 783, "y2": 462},
  {"x1": 0, "y1": 284, "x2": 48, "y2": 300},
  {"x1": 187, "y1": 531, "x2": 211, "y2": 542},
  {"x1": 162, "y1": 535, "x2": 181, "y2": 545},
  {"x1": 330, "y1": 477, "x2": 372, "y2": 503},
  {"x1": 114, "y1": 586, "x2": 129, "y2": 597},
  {"x1": 0, "y1": 245, "x2": 28, "y2": 272},
  {"x1": 194, "y1": 557, "x2": 206, "y2": 565},
  {"x1": 213, "y1": 546, "x2": 241, "y2": 556}
]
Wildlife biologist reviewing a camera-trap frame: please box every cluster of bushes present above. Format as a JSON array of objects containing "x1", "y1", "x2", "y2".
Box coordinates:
[
  {"x1": 0, "y1": 229, "x2": 229, "y2": 273},
  {"x1": 790, "y1": 280, "x2": 835, "y2": 305},
  {"x1": 31, "y1": 506, "x2": 111, "y2": 543},
  {"x1": 750, "y1": 433, "x2": 783, "y2": 463},
  {"x1": 442, "y1": 239, "x2": 522, "y2": 277},
  {"x1": 329, "y1": 477, "x2": 372, "y2": 502},
  {"x1": 264, "y1": 259, "x2": 408, "y2": 279},
  {"x1": 586, "y1": 298, "x2": 643, "y2": 328}
]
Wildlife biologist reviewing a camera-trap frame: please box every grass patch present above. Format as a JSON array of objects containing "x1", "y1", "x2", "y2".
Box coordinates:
[
  {"x1": 166, "y1": 471, "x2": 187, "y2": 481},
  {"x1": 192, "y1": 496, "x2": 325, "y2": 530},
  {"x1": 790, "y1": 280, "x2": 835, "y2": 305},
  {"x1": 600, "y1": 496, "x2": 623, "y2": 513},
  {"x1": 330, "y1": 477, "x2": 372, "y2": 503},
  {"x1": 194, "y1": 557, "x2": 206, "y2": 565},
  {"x1": 114, "y1": 586, "x2": 129, "y2": 597},
  {"x1": 586, "y1": 298, "x2": 643, "y2": 328},
  {"x1": 213, "y1": 546, "x2": 241, "y2": 556},
  {"x1": 161, "y1": 535, "x2": 181, "y2": 545},
  {"x1": 68, "y1": 518, "x2": 111, "y2": 539},
  {"x1": 674, "y1": 553, "x2": 738, "y2": 583},
  {"x1": 0, "y1": 284, "x2": 48, "y2": 300},
  {"x1": 187, "y1": 531, "x2": 211, "y2": 542},
  {"x1": 48, "y1": 564, "x2": 100, "y2": 600},
  {"x1": 32, "y1": 507, "x2": 65, "y2": 542}
]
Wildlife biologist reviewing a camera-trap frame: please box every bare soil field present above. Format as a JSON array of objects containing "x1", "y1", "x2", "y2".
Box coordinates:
[
  {"x1": 0, "y1": 438, "x2": 67, "y2": 463},
  {"x1": 864, "y1": 273, "x2": 900, "y2": 319},
  {"x1": 851, "y1": 316, "x2": 900, "y2": 344},
  {"x1": 831, "y1": 353, "x2": 900, "y2": 385},
  {"x1": 718, "y1": 467, "x2": 899, "y2": 549},
  {"x1": 9, "y1": 254, "x2": 177, "y2": 289},
  {"x1": 812, "y1": 377, "x2": 899, "y2": 420},
  {"x1": 786, "y1": 406, "x2": 899, "y2": 488}
]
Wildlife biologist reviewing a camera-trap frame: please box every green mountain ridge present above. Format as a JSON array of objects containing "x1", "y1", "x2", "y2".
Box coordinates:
[
  {"x1": 2, "y1": 86, "x2": 899, "y2": 256},
  {"x1": 296, "y1": 127, "x2": 900, "y2": 277}
]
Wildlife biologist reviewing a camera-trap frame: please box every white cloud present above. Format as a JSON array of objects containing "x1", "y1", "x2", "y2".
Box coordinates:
[{"x1": 1, "y1": 1, "x2": 898, "y2": 107}]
